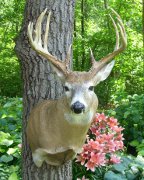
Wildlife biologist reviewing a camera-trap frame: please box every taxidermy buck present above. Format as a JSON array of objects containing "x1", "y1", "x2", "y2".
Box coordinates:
[{"x1": 27, "y1": 8, "x2": 127, "y2": 167}]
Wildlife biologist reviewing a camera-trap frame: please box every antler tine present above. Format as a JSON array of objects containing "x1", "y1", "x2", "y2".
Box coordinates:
[
  {"x1": 65, "y1": 44, "x2": 72, "y2": 70},
  {"x1": 27, "y1": 9, "x2": 69, "y2": 75},
  {"x1": 34, "y1": 9, "x2": 46, "y2": 45},
  {"x1": 109, "y1": 14, "x2": 119, "y2": 50},
  {"x1": 110, "y1": 8, "x2": 127, "y2": 49},
  {"x1": 100, "y1": 9, "x2": 127, "y2": 61},
  {"x1": 44, "y1": 10, "x2": 51, "y2": 51},
  {"x1": 27, "y1": 22, "x2": 34, "y2": 46},
  {"x1": 111, "y1": 8, "x2": 126, "y2": 37},
  {"x1": 90, "y1": 48, "x2": 98, "y2": 66},
  {"x1": 89, "y1": 8, "x2": 127, "y2": 75}
]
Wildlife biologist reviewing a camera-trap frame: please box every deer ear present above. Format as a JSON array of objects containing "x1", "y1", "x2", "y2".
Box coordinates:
[
  {"x1": 93, "y1": 60, "x2": 115, "y2": 85},
  {"x1": 51, "y1": 64, "x2": 66, "y2": 81}
]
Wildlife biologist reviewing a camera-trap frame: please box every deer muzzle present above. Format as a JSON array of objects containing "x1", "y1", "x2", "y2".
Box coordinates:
[{"x1": 71, "y1": 101, "x2": 85, "y2": 114}]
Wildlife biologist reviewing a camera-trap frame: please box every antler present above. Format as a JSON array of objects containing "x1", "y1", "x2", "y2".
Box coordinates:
[
  {"x1": 27, "y1": 8, "x2": 127, "y2": 77},
  {"x1": 27, "y1": 9, "x2": 71, "y2": 75},
  {"x1": 89, "y1": 8, "x2": 127, "y2": 76}
]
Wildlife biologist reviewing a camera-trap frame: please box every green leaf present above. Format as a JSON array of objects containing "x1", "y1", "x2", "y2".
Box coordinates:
[
  {"x1": 4, "y1": 102, "x2": 13, "y2": 108},
  {"x1": 0, "y1": 131, "x2": 10, "y2": 140},
  {"x1": 1, "y1": 113, "x2": 7, "y2": 118},
  {"x1": 8, "y1": 172, "x2": 18, "y2": 180},
  {"x1": 7, "y1": 148, "x2": 17, "y2": 155},
  {"x1": 121, "y1": 156, "x2": 133, "y2": 167},
  {"x1": 1, "y1": 139, "x2": 13, "y2": 147},
  {"x1": 126, "y1": 171, "x2": 138, "y2": 180},
  {"x1": 129, "y1": 140, "x2": 139, "y2": 147},
  {"x1": 138, "y1": 150, "x2": 144, "y2": 156},
  {"x1": 8, "y1": 124, "x2": 16, "y2": 131},
  {"x1": 9, "y1": 165, "x2": 19, "y2": 172},
  {"x1": 0, "y1": 147, "x2": 5, "y2": 153},
  {"x1": 112, "y1": 163, "x2": 127, "y2": 173},
  {"x1": 104, "y1": 171, "x2": 127, "y2": 180},
  {"x1": 124, "y1": 111, "x2": 130, "y2": 118},
  {"x1": 0, "y1": 131, "x2": 13, "y2": 146},
  {"x1": 109, "y1": 110, "x2": 116, "y2": 116},
  {"x1": 0, "y1": 155, "x2": 13, "y2": 163}
]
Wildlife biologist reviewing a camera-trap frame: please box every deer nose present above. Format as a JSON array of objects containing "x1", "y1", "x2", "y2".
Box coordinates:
[{"x1": 71, "y1": 101, "x2": 85, "y2": 114}]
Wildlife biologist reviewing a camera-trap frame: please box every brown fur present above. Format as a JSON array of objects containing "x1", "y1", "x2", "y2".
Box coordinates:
[{"x1": 27, "y1": 96, "x2": 98, "y2": 166}]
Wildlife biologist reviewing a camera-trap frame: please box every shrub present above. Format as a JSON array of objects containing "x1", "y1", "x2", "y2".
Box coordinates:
[
  {"x1": 73, "y1": 155, "x2": 144, "y2": 180},
  {"x1": 104, "y1": 155, "x2": 144, "y2": 180},
  {"x1": 0, "y1": 97, "x2": 22, "y2": 179},
  {"x1": 107, "y1": 94, "x2": 144, "y2": 154}
]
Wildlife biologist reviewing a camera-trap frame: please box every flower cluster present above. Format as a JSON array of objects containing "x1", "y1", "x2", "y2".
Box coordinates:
[{"x1": 76, "y1": 113, "x2": 124, "y2": 172}]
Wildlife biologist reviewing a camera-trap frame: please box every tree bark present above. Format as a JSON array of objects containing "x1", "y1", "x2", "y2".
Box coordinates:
[{"x1": 15, "y1": 0, "x2": 75, "y2": 179}]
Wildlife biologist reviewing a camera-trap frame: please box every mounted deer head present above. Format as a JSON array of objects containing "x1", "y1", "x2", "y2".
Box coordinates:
[{"x1": 27, "y1": 8, "x2": 127, "y2": 167}]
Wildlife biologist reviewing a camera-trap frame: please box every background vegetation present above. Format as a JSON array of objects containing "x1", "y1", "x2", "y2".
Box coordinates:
[{"x1": 0, "y1": 0, "x2": 143, "y2": 179}]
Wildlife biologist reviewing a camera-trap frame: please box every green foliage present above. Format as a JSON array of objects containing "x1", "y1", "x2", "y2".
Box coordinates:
[
  {"x1": 104, "y1": 155, "x2": 144, "y2": 180},
  {"x1": 73, "y1": 161, "x2": 109, "y2": 180},
  {"x1": 73, "y1": 0, "x2": 143, "y2": 107},
  {"x1": 130, "y1": 140, "x2": 144, "y2": 157},
  {"x1": 0, "y1": 164, "x2": 20, "y2": 180},
  {"x1": 107, "y1": 94, "x2": 144, "y2": 154},
  {"x1": 0, "y1": 131, "x2": 21, "y2": 163},
  {"x1": 0, "y1": 0, "x2": 143, "y2": 102},
  {"x1": 0, "y1": 97, "x2": 22, "y2": 179},
  {"x1": 0, "y1": 97, "x2": 22, "y2": 133},
  {"x1": 73, "y1": 155, "x2": 144, "y2": 180},
  {"x1": 0, "y1": 0, "x2": 25, "y2": 96},
  {"x1": 0, "y1": 0, "x2": 143, "y2": 178}
]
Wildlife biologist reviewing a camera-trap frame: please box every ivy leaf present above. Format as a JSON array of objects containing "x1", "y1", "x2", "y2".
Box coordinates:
[{"x1": 0, "y1": 155, "x2": 13, "y2": 163}]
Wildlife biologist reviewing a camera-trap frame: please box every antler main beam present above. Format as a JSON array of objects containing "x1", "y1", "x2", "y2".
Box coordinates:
[
  {"x1": 89, "y1": 8, "x2": 127, "y2": 75},
  {"x1": 27, "y1": 9, "x2": 70, "y2": 75}
]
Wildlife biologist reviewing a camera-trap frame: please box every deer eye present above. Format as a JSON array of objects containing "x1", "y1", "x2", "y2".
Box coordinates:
[
  {"x1": 64, "y1": 86, "x2": 69, "y2": 92},
  {"x1": 89, "y1": 86, "x2": 94, "y2": 91}
]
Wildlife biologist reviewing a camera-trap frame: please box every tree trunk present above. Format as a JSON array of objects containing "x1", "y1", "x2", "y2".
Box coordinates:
[
  {"x1": 104, "y1": 0, "x2": 110, "y2": 52},
  {"x1": 142, "y1": 0, "x2": 144, "y2": 47},
  {"x1": 81, "y1": 0, "x2": 85, "y2": 70},
  {"x1": 15, "y1": 0, "x2": 75, "y2": 179}
]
